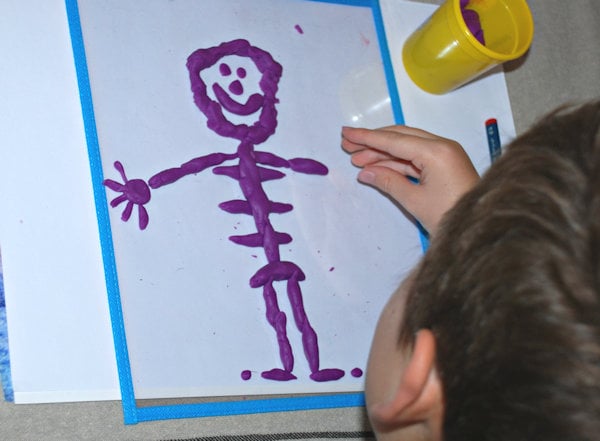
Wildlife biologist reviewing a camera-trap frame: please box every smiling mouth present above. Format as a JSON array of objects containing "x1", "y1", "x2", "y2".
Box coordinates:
[{"x1": 213, "y1": 83, "x2": 264, "y2": 116}]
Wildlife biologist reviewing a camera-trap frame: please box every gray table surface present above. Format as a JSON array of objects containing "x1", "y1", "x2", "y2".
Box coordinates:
[{"x1": 1, "y1": 0, "x2": 599, "y2": 440}]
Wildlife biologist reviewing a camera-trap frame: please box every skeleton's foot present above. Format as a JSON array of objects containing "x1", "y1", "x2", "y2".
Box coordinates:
[
  {"x1": 310, "y1": 368, "x2": 345, "y2": 382},
  {"x1": 261, "y1": 368, "x2": 297, "y2": 381}
]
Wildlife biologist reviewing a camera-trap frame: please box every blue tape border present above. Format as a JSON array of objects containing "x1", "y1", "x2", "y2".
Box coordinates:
[
  {"x1": 64, "y1": 0, "x2": 138, "y2": 422},
  {"x1": 64, "y1": 0, "x2": 406, "y2": 424}
]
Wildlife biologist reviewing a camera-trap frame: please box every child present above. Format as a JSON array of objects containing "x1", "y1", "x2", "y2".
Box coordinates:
[{"x1": 342, "y1": 101, "x2": 600, "y2": 441}]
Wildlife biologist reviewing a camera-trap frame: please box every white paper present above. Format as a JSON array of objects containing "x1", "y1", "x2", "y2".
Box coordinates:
[{"x1": 0, "y1": 0, "x2": 120, "y2": 403}]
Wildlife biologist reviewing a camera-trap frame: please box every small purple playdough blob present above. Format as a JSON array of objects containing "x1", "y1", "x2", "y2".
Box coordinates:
[
  {"x1": 228, "y1": 80, "x2": 244, "y2": 96},
  {"x1": 460, "y1": 0, "x2": 485, "y2": 45},
  {"x1": 219, "y1": 62, "x2": 232, "y2": 76},
  {"x1": 103, "y1": 39, "x2": 348, "y2": 384},
  {"x1": 351, "y1": 367, "x2": 363, "y2": 378}
]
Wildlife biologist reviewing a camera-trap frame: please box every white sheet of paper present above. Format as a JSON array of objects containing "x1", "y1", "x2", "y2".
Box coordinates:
[
  {"x1": 0, "y1": 0, "x2": 515, "y2": 404},
  {"x1": 0, "y1": 0, "x2": 120, "y2": 403}
]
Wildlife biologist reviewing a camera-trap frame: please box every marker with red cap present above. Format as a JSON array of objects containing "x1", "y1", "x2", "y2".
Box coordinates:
[{"x1": 486, "y1": 118, "x2": 502, "y2": 163}]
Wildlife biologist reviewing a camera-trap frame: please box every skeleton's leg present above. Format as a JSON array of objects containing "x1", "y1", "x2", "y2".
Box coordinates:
[
  {"x1": 287, "y1": 273, "x2": 345, "y2": 382},
  {"x1": 251, "y1": 261, "x2": 344, "y2": 381},
  {"x1": 261, "y1": 280, "x2": 297, "y2": 381}
]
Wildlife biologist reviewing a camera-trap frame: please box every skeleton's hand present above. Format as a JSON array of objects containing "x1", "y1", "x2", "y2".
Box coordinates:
[{"x1": 103, "y1": 161, "x2": 151, "y2": 230}]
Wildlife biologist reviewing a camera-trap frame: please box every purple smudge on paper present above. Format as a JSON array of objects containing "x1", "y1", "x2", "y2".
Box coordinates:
[
  {"x1": 359, "y1": 32, "x2": 370, "y2": 46},
  {"x1": 103, "y1": 39, "x2": 347, "y2": 383}
]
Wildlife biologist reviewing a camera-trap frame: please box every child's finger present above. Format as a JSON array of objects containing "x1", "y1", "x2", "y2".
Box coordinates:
[
  {"x1": 342, "y1": 126, "x2": 435, "y2": 166},
  {"x1": 349, "y1": 148, "x2": 393, "y2": 167},
  {"x1": 378, "y1": 124, "x2": 445, "y2": 141},
  {"x1": 357, "y1": 165, "x2": 424, "y2": 215},
  {"x1": 366, "y1": 159, "x2": 421, "y2": 180}
]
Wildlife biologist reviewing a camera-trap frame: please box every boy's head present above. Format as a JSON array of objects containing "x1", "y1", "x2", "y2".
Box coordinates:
[{"x1": 366, "y1": 101, "x2": 600, "y2": 440}]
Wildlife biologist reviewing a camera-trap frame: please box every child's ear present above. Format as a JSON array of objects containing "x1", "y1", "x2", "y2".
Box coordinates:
[{"x1": 368, "y1": 329, "x2": 443, "y2": 435}]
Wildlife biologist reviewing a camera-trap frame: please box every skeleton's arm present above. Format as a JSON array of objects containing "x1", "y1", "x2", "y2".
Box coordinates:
[
  {"x1": 255, "y1": 151, "x2": 328, "y2": 175},
  {"x1": 148, "y1": 152, "x2": 237, "y2": 189},
  {"x1": 103, "y1": 152, "x2": 237, "y2": 230}
]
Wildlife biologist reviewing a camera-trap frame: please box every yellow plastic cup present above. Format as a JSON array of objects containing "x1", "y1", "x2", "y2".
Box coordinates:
[{"x1": 402, "y1": 0, "x2": 534, "y2": 94}]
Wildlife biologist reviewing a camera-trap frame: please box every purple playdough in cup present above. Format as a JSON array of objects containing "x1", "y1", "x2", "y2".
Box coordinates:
[{"x1": 461, "y1": 0, "x2": 485, "y2": 45}]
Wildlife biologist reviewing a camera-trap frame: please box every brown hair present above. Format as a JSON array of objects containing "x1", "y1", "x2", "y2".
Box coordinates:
[{"x1": 400, "y1": 101, "x2": 600, "y2": 440}]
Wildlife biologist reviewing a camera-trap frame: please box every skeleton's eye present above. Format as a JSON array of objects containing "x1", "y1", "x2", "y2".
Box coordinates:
[
  {"x1": 237, "y1": 67, "x2": 247, "y2": 79},
  {"x1": 219, "y1": 63, "x2": 232, "y2": 76}
]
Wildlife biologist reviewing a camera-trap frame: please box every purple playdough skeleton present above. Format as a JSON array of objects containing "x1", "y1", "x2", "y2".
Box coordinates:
[{"x1": 104, "y1": 39, "x2": 350, "y2": 382}]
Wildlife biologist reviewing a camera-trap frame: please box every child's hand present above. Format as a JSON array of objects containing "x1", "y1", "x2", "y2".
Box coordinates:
[{"x1": 342, "y1": 125, "x2": 479, "y2": 236}]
